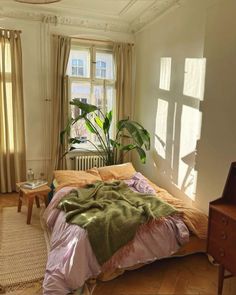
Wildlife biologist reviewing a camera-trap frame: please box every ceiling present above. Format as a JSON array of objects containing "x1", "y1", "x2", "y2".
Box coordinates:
[{"x1": 0, "y1": 0, "x2": 181, "y2": 33}]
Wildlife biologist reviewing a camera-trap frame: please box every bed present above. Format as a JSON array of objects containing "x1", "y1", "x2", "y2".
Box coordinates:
[{"x1": 42, "y1": 163, "x2": 208, "y2": 295}]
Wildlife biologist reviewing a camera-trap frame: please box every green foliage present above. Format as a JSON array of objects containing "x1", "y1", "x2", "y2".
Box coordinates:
[{"x1": 61, "y1": 99, "x2": 150, "y2": 165}]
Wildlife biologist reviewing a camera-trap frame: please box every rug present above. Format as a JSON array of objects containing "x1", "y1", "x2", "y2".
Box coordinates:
[{"x1": 0, "y1": 206, "x2": 48, "y2": 293}]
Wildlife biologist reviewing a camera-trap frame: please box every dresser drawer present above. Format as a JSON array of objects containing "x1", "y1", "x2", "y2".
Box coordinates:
[
  {"x1": 210, "y1": 209, "x2": 236, "y2": 229},
  {"x1": 208, "y1": 239, "x2": 236, "y2": 275},
  {"x1": 209, "y1": 209, "x2": 236, "y2": 236},
  {"x1": 209, "y1": 219, "x2": 236, "y2": 246}
]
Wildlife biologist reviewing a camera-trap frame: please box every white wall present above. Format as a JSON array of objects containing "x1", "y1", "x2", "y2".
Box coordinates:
[
  {"x1": 0, "y1": 16, "x2": 134, "y2": 180},
  {"x1": 134, "y1": 0, "x2": 236, "y2": 213},
  {"x1": 195, "y1": 0, "x2": 236, "y2": 212}
]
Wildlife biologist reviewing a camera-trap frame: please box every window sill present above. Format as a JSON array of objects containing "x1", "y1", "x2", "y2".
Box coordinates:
[{"x1": 68, "y1": 142, "x2": 101, "y2": 154}]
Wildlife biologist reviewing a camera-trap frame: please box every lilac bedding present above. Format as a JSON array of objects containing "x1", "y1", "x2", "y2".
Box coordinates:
[{"x1": 42, "y1": 174, "x2": 189, "y2": 295}]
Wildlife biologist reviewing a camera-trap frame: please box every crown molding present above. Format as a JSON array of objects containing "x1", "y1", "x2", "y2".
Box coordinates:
[
  {"x1": 0, "y1": 8, "x2": 131, "y2": 33},
  {"x1": 0, "y1": 0, "x2": 182, "y2": 34},
  {"x1": 130, "y1": 0, "x2": 181, "y2": 33}
]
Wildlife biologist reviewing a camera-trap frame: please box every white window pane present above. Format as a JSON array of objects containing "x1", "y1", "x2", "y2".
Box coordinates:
[
  {"x1": 183, "y1": 58, "x2": 206, "y2": 100},
  {"x1": 96, "y1": 52, "x2": 114, "y2": 80},
  {"x1": 68, "y1": 49, "x2": 90, "y2": 78},
  {"x1": 70, "y1": 82, "x2": 91, "y2": 140},
  {"x1": 106, "y1": 86, "x2": 114, "y2": 113},
  {"x1": 159, "y1": 57, "x2": 172, "y2": 91},
  {"x1": 106, "y1": 86, "x2": 115, "y2": 139},
  {"x1": 93, "y1": 85, "x2": 104, "y2": 110}
]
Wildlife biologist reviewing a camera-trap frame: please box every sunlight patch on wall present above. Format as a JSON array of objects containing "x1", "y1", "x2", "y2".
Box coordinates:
[
  {"x1": 178, "y1": 105, "x2": 202, "y2": 200},
  {"x1": 159, "y1": 57, "x2": 172, "y2": 91},
  {"x1": 155, "y1": 98, "x2": 168, "y2": 159},
  {"x1": 171, "y1": 102, "x2": 177, "y2": 171},
  {"x1": 183, "y1": 58, "x2": 206, "y2": 100}
]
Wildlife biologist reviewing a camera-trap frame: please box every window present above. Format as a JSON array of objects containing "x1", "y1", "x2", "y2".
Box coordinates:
[
  {"x1": 68, "y1": 49, "x2": 90, "y2": 78},
  {"x1": 72, "y1": 59, "x2": 84, "y2": 76},
  {"x1": 96, "y1": 61, "x2": 106, "y2": 78},
  {"x1": 67, "y1": 43, "x2": 115, "y2": 144}
]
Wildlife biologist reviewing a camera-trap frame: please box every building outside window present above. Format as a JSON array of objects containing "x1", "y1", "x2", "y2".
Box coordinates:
[{"x1": 67, "y1": 43, "x2": 115, "y2": 145}]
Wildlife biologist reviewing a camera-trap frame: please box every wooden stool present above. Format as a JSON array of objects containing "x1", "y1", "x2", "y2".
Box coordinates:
[{"x1": 16, "y1": 182, "x2": 51, "y2": 224}]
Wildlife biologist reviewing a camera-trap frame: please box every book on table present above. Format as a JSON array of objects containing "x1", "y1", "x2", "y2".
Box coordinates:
[{"x1": 21, "y1": 180, "x2": 48, "y2": 190}]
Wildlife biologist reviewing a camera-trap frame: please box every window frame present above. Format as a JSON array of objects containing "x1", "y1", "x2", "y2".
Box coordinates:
[{"x1": 67, "y1": 41, "x2": 116, "y2": 145}]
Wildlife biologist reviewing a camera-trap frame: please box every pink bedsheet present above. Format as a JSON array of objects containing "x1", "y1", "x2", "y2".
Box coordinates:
[{"x1": 43, "y1": 180, "x2": 189, "y2": 295}]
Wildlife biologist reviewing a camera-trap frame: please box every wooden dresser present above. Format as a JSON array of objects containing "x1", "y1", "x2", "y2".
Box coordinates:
[{"x1": 207, "y1": 162, "x2": 236, "y2": 295}]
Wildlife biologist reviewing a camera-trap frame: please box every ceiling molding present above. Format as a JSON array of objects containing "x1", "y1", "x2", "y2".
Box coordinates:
[
  {"x1": 130, "y1": 0, "x2": 180, "y2": 33},
  {"x1": 0, "y1": 0, "x2": 182, "y2": 34},
  {"x1": 0, "y1": 8, "x2": 130, "y2": 33},
  {"x1": 118, "y1": 0, "x2": 137, "y2": 16}
]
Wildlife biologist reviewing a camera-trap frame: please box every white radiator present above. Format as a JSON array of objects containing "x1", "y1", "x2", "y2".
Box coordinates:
[{"x1": 74, "y1": 155, "x2": 105, "y2": 170}]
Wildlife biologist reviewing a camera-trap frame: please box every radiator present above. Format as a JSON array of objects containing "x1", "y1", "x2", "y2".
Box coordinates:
[{"x1": 74, "y1": 155, "x2": 105, "y2": 170}]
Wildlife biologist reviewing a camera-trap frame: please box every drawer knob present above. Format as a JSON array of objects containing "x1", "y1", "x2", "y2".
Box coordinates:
[
  {"x1": 220, "y1": 232, "x2": 227, "y2": 240},
  {"x1": 221, "y1": 217, "x2": 228, "y2": 225},
  {"x1": 219, "y1": 249, "x2": 225, "y2": 257}
]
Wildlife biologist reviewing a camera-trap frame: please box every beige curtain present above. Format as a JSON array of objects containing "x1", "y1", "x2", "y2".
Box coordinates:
[
  {"x1": 113, "y1": 43, "x2": 134, "y2": 162},
  {"x1": 49, "y1": 35, "x2": 71, "y2": 179},
  {"x1": 113, "y1": 43, "x2": 133, "y2": 121},
  {"x1": 0, "y1": 29, "x2": 26, "y2": 193}
]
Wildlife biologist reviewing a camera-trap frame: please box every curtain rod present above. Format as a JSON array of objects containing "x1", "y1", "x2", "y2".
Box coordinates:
[
  {"x1": 53, "y1": 34, "x2": 134, "y2": 46},
  {"x1": 0, "y1": 28, "x2": 22, "y2": 33},
  {"x1": 72, "y1": 36, "x2": 134, "y2": 46},
  {"x1": 72, "y1": 36, "x2": 114, "y2": 45}
]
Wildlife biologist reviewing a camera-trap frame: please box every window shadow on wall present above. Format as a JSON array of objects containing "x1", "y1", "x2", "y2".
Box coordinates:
[{"x1": 153, "y1": 57, "x2": 206, "y2": 201}]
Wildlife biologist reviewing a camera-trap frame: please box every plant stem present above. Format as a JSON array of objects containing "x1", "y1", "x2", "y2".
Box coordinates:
[{"x1": 84, "y1": 117, "x2": 109, "y2": 155}]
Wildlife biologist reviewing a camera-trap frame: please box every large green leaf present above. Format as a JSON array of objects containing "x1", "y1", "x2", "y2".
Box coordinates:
[
  {"x1": 103, "y1": 117, "x2": 110, "y2": 134},
  {"x1": 107, "y1": 110, "x2": 112, "y2": 123},
  {"x1": 70, "y1": 99, "x2": 99, "y2": 114},
  {"x1": 85, "y1": 119, "x2": 97, "y2": 134},
  {"x1": 94, "y1": 116, "x2": 103, "y2": 129},
  {"x1": 72, "y1": 114, "x2": 86, "y2": 124},
  {"x1": 131, "y1": 121, "x2": 150, "y2": 150},
  {"x1": 117, "y1": 120, "x2": 150, "y2": 150},
  {"x1": 69, "y1": 138, "x2": 84, "y2": 144},
  {"x1": 119, "y1": 144, "x2": 137, "y2": 152},
  {"x1": 135, "y1": 147, "x2": 147, "y2": 164},
  {"x1": 109, "y1": 139, "x2": 121, "y2": 148},
  {"x1": 60, "y1": 117, "x2": 74, "y2": 144},
  {"x1": 117, "y1": 118, "x2": 129, "y2": 130}
]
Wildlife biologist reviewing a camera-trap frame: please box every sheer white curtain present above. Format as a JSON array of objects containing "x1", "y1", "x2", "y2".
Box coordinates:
[
  {"x1": 49, "y1": 35, "x2": 71, "y2": 180},
  {"x1": 0, "y1": 29, "x2": 26, "y2": 193}
]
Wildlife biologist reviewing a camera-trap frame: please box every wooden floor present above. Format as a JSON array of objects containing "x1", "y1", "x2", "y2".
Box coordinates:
[{"x1": 1, "y1": 193, "x2": 236, "y2": 295}]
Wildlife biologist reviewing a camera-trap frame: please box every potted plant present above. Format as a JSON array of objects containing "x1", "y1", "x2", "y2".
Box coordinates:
[{"x1": 61, "y1": 99, "x2": 150, "y2": 165}]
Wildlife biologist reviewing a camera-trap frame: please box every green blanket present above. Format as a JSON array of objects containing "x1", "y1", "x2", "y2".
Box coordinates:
[{"x1": 57, "y1": 181, "x2": 177, "y2": 265}]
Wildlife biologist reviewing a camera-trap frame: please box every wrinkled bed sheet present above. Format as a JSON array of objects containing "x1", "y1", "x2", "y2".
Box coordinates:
[{"x1": 43, "y1": 175, "x2": 189, "y2": 295}]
